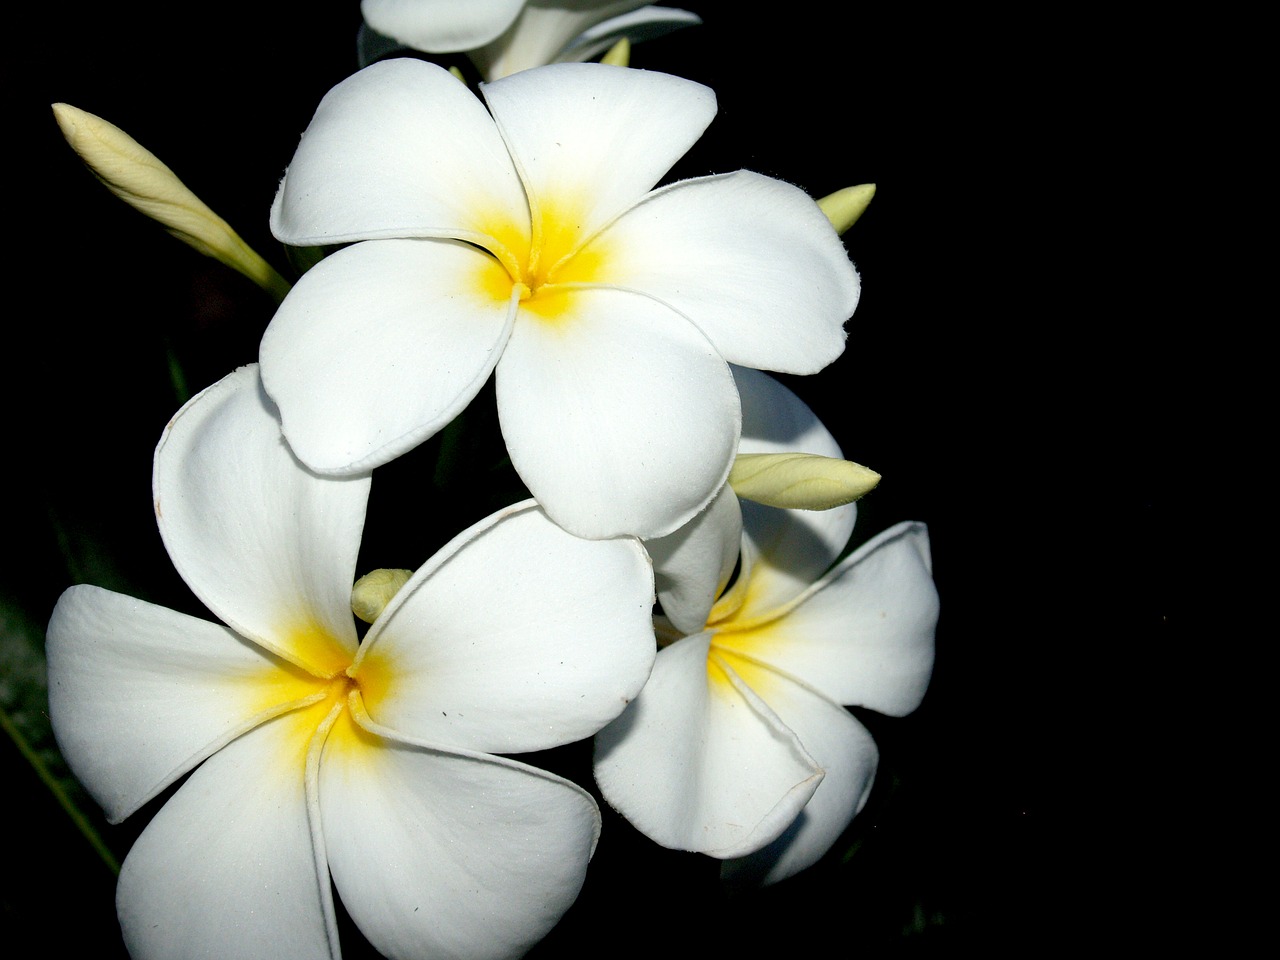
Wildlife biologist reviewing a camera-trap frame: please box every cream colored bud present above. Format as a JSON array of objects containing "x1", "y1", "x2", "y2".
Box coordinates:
[
  {"x1": 351, "y1": 568, "x2": 414, "y2": 624},
  {"x1": 728, "y1": 453, "x2": 881, "y2": 510},
  {"x1": 52, "y1": 102, "x2": 290, "y2": 303},
  {"x1": 817, "y1": 183, "x2": 876, "y2": 235},
  {"x1": 601, "y1": 36, "x2": 631, "y2": 67}
]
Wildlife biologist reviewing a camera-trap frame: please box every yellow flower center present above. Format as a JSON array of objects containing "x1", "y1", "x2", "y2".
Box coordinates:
[
  {"x1": 475, "y1": 193, "x2": 610, "y2": 324},
  {"x1": 700, "y1": 562, "x2": 790, "y2": 697},
  {"x1": 252, "y1": 621, "x2": 395, "y2": 769}
]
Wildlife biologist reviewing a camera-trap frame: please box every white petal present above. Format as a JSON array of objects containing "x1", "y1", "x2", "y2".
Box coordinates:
[
  {"x1": 260, "y1": 239, "x2": 515, "y2": 476},
  {"x1": 735, "y1": 365, "x2": 843, "y2": 459},
  {"x1": 496, "y1": 287, "x2": 739, "y2": 539},
  {"x1": 716, "y1": 664, "x2": 878, "y2": 886},
  {"x1": 271, "y1": 58, "x2": 529, "y2": 255},
  {"x1": 471, "y1": 0, "x2": 652, "y2": 79},
  {"x1": 355, "y1": 501, "x2": 655, "y2": 753},
  {"x1": 717, "y1": 521, "x2": 939, "y2": 716},
  {"x1": 647, "y1": 484, "x2": 741, "y2": 636},
  {"x1": 732, "y1": 366, "x2": 857, "y2": 613},
  {"x1": 153, "y1": 365, "x2": 365, "y2": 667},
  {"x1": 560, "y1": 6, "x2": 703, "y2": 60},
  {"x1": 321, "y1": 716, "x2": 599, "y2": 960},
  {"x1": 360, "y1": 0, "x2": 527, "y2": 52},
  {"x1": 593, "y1": 632, "x2": 822, "y2": 858},
  {"x1": 592, "y1": 170, "x2": 858, "y2": 373},
  {"x1": 116, "y1": 704, "x2": 337, "y2": 960},
  {"x1": 46, "y1": 586, "x2": 328, "y2": 823},
  {"x1": 482, "y1": 62, "x2": 714, "y2": 250}
]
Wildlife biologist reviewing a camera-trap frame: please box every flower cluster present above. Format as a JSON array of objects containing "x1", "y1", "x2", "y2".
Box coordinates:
[{"x1": 47, "y1": 6, "x2": 939, "y2": 959}]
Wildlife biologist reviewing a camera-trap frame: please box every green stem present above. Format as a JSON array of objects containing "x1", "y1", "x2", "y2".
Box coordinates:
[{"x1": 0, "y1": 705, "x2": 120, "y2": 875}]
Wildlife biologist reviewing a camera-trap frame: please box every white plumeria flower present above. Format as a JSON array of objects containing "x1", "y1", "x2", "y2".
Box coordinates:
[
  {"x1": 358, "y1": 0, "x2": 701, "y2": 79},
  {"x1": 263, "y1": 59, "x2": 859, "y2": 541},
  {"x1": 595, "y1": 368, "x2": 939, "y2": 885},
  {"x1": 45, "y1": 364, "x2": 657, "y2": 960}
]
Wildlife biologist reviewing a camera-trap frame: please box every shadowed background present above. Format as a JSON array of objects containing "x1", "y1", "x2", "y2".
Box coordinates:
[{"x1": 9, "y1": 4, "x2": 1170, "y2": 955}]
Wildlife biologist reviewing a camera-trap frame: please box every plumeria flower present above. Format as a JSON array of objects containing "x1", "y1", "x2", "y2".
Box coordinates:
[
  {"x1": 595, "y1": 368, "x2": 939, "y2": 885},
  {"x1": 263, "y1": 59, "x2": 859, "y2": 540},
  {"x1": 45, "y1": 364, "x2": 657, "y2": 960},
  {"x1": 358, "y1": 0, "x2": 701, "y2": 79}
]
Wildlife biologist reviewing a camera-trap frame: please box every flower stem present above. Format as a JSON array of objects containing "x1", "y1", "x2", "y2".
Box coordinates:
[{"x1": 0, "y1": 704, "x2": 120, "y2": 875}]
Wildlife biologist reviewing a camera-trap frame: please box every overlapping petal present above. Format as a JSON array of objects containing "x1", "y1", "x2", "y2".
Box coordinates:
[
  {"x1": 259, "y1": 240, "x2": 516, "y2": 476},
  {"x1": 594, "y1": 631, "x2": 823, "y2": 857},
  {"x1": 714, "y1": 660, "x2": 878, "y2": 886},
  {"x1": 45, "y1": 586, "x2": 326, "y2": 823},
  {"x1": 587, "y1": 171, "x2": 857, "y2": 374},
  {"x1": 646, "y1": 484, "x2": 742, "y2": 635},
  {"x1": 270, "y1": 59, "x2": 529, "y2": 251},
  {"x1": 482, "y1": 62, "x2": 715, "y2": 247},
  {"x1": 716, "y1": 521, "x2": 939, "y2": 716},
  {"x1": 322, "y1": 711, "x2": 599, "y2": 960},
  {"x1": 361, "y1": 0, "x2": 527, "y2": 52},
  {"x1": 355, "y1": 501, "x2": 655, "y2": 753},
  {"x1": 496, "y1": 286, "x2": 740, "y2": 539},
  {"x1": 154, "y1": 365, "x2": 366, "y2": 668},
  {"x1": 115, "y1": 702, "x2": 337, "y2": 960}
]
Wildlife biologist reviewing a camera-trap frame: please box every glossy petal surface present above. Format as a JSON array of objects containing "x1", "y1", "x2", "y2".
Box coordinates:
[
  {"x1": 594, "y1": 632, "x2": 822, "y2": 857},
  {"x1": 357, "y1": 502, "x2": 655, "y2": 753},
  {"x1": 116, "y1": 703, "x2": 337, "y2": 960},
  {"x1": 260, "y1": 239, "x2": 515, "y2": 474},
  {"x1": 496, "y1": 287, "x2": 739, "y2": 539},
  {"x1": 322, "y1": 712, "x2": 599, "y2": 960},
  {"x1": 154, "y1": 365, "x2": 366, "y2": 665}
]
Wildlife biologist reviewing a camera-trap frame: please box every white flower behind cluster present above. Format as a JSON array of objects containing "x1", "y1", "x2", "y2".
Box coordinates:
[
  {"x1": 595, "y1": 368, "x2": 939, "y2": 885},
  {"x1": 359, "y1": 0, "x2": 701, "y2": 78}
]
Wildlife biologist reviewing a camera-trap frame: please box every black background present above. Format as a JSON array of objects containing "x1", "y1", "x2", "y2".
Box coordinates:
[{"x1": 8, "y1": 3, "x2": 1173, "y2": 956}]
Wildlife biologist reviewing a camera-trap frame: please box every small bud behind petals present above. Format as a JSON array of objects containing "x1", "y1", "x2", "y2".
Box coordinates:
[
  {"x1": 818, "y1": 184, "x2": 876, "y2": 235},
  {"x1": 601, "y1": 36, "x2": 631, "y2": 67},
  {"x1": 729, "y1": 453, "x2": 880, "y2": 510},
  {"x1": 51, "y1": 102, "x2": 291, "y2": 303},
  {"x1": 351, "y1": 568, "x2": 415, "y2": 624}
]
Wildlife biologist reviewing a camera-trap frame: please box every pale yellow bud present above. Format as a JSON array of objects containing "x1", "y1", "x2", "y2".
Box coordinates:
[
  {"x1": 601, "y1": 36, "x2": 631, "y2": 67},
  {"x1": 818, "y1": 184, "x2": 876, "y2": 235},
  {"x1": 351, "y1": 568, "x2": 414, "y2": 624},
  {"x1": 52, "y1": 102, "x2": 291, "y2": 303},
  {"x1": 728, "y1": 453, "x2": 881, "y2": 510}
]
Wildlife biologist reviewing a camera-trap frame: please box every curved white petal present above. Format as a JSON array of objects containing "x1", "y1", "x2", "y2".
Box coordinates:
[
  {"x1": 732, "y1": 366, "x2": 856, "y2": 613},
  {"x1": 593, "y1": 632, "x2": 822, "y2": 858},
  {"x1": 716, "y1": 661, "x2": 878, "y2": 886},
  {"x1": 482, "y1": 62, "x2": 714, "y2": 253},
  {"x1": 736, "y1": 365, "x2": 842, "y2": 460},
  {"x1": 154, "y1": 365, "x2": 365, "y2": 666},
  {"x1": 356, "y1": 501, "x2": 656, "y2": 753},
  {"x1": 260, "y1": 238, "x2": 515, "y2": 476},
  {"x1": 717, "y1": 522, "x2": 939, "y2": 716},
  {"x1": 647, "y1": 484, "x2": 741, "y2": 635},
  {"x1": 361, "y1": 0, "x2": 527, "y2": 52},
  {"x1": 561, "y1": 6, "x2": 703, "y2": 60},
  {"x1": 496, "y1": 287, "x2": 739, "y2": 539},
  {"x1": 591, "y1": 170, "x2": 857, "y2": 374},
  {"x1": 271, "y1": 58, "x2": 529, "y2": 254},
  {"x1": 46, "y1": 586, "x2": 328, "y2": 823},
  {"x1": 116, "y1": 703, "x2": 337, "y2": 960},
  {"x1": 321, "y1": 712, "x2": 599, "y2": 960}
]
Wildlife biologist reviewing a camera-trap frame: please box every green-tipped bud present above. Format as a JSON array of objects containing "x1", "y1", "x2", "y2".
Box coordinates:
[
  {"x1": 601, "y1": 36, "x2": 631, "y2": 67},
  {"x1": 52, "y1": 102, "x2": 291, "y2": 303},
  {"x1": 351, "y1": 568, "x2": 414, "y2": 624},
  {"x1": 728, "y1": 453, "x2": 881, "y2": 510},
  {"x1": 818, "y1": 183, "x2": 876, "y2": 235}
]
